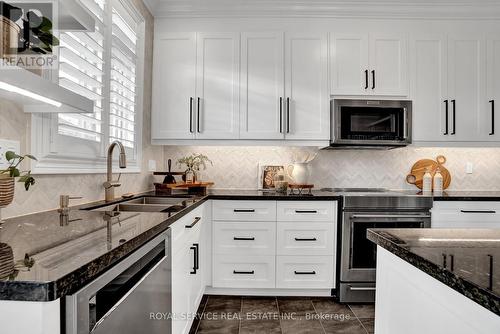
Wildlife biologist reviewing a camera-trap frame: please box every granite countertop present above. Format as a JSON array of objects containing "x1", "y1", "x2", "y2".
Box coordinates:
[
  {"x1": 367, "y1": 228, "x2": 500, "y2": 316},
  {"x1": 432, "y1": 191, "x2": 500, "y2": 201},
  {"x1": 0, "y1": 189, "x2": 342, "y2": 302}
]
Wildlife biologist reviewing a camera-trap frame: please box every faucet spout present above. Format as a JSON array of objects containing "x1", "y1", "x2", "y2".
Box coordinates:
[{"x1": 105, "y1": 141, "x2": 127, "y2": 201}]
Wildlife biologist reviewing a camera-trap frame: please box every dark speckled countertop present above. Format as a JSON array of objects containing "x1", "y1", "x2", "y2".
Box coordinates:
[
  {"x1": 367, "y1": 228, "x2": 500, "y2": 316},
  {"x1": 0, "y1": 190, "x2": 342, "y2": 302}
]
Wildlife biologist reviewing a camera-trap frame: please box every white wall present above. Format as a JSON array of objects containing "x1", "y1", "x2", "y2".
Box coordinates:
[{"x1": 0, "y1": 0, "x2": 163, "y2": 219}]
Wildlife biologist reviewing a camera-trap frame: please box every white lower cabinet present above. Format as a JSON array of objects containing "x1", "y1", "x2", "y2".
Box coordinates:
[
  {"x1": 211, "y1": 200, "x2": 337, "y2": 292},
  {"x1": 213, "y1": 254, "x2": 276, "y2": 288},
  {"x1": 276, "y1": 256, "x2": 334, "y2": 289},
  {"x1": 171, "y1": 205, "x2": 206, "y2": 334},
  {"x1": 432, "y1": 201, "x2": 500, "y2": 228}
]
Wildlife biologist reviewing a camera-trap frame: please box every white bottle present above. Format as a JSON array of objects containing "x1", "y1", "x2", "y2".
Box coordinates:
[
  {"x1": 422, "y1": 168, "x2": 432, "y2": 194},
  {"x1": 433, "y1": 168, "x2": 443, "y2": 193}
]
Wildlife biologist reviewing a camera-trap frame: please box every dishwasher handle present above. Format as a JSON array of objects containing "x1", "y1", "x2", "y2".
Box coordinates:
[{"x1": 351, "y1": 214, "x2": 431, "y2": 219}]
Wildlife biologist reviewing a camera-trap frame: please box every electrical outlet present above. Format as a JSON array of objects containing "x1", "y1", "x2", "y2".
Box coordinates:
[
  {"x1": 466, "y1": 162, "x2": 474, "y2": 174},
  {"x1": 0, "y1": 139, "x2": 21, "y2": 169},
  {"x1": 148, "y1": 160, "x2": 157, "y2": 172}
]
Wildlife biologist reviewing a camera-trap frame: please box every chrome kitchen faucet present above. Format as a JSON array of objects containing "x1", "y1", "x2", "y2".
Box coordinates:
[{"x1": 103, "y1": 141, "x2": 127, "y2": 201}]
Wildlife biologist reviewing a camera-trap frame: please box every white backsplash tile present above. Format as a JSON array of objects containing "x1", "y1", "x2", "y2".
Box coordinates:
[{"x1": 164, "y1": 146, "x2": 500, "y2": 191}]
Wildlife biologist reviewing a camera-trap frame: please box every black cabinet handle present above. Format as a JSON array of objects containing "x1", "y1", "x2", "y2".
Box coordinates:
[
  {"x1": 190, "y1": 244, "x2": 198, "y2": 274},
  {"x1": 233, "y1": 270, "x2": 255, "y2": 275},
  {"x1": 234, "y1": 209, "x2": 255, "y2": 213},
  {"x1": 185, "y1": 217, "x2": 201, "y2": 228},
  {"x1": 189, "y1": 97, "x2": 194, "y2": 133},
  {"x1": 286, "y1": 97, "x2": 290, "y2": 133},
  {"x1": 449, "y1": 254, "x2": 454, "y2": 272},
  {"x1": 295, "y1": 238, "x2": 317, "y2": 242},
  {"x1": 197, "y1": 97, "x2": 201, "y2": 133},
  {"x1": 294, "y1": 271, "x2": 316, "y2": 275},
  {"x1": 460, "y1": 210, "x2": 496, "y2": 214},
  {"x1": 490, "y1": 100, "x2": 495, "y2": 135},
  {"x1": 295, "y1": 210, "x2": 318, "y2": 214},
  {"x1": 444, "y1": 100, "x2": 449, "y2": 135},
  {"x1": 279, "y1": 97, "x2": 283, "y2": 133},
  {"x1": 234, "y1": 237, "x2": 255, "y2": 241},
  {"x1": 371, "y1": 70, "x2": 375, "y2": 90},
  {"x1": 451, "y1": 99, "x2": 456, "y2": 135},
  {"x1": 364, "y1": 70, "x2": 369, "y2": 89}
]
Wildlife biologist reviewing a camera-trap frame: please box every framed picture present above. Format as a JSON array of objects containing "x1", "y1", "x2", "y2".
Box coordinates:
[{"x1": 257, "y1": 164, "x2": 285, "y2": 190}]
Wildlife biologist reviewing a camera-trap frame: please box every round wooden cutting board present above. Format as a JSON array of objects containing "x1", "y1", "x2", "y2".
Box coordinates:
[{"x1": 406, "y1": 155, "x2": 451, "y2": 190}]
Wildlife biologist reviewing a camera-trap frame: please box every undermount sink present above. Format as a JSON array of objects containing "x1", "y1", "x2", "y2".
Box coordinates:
[{"x1": 81, "y1": 196, "x2": 194, "y2": 213}]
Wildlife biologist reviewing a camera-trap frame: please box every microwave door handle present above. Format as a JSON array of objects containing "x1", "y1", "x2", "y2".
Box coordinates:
[{"x1": 403, "y1": 107, "x2": 408, "y2": 139}]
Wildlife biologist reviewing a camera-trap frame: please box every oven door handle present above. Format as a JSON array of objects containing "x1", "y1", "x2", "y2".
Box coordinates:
[
  {"x1": 350, "y1": 214, "x2": 431, "y2": 219},
  {"x1": 348, "y1": 285, "x2": 377, "y2": 291}
]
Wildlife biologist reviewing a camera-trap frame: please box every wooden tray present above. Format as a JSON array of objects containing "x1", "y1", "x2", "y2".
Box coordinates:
[
  {"x1": 154, "y1": 182, "x2": 214, "y2": 195},
  {"x1": 406, "y1": 155, "x2": 451, "y2": 190}
]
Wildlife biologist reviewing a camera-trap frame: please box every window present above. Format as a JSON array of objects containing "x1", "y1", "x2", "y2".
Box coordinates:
[{"x1": 31, "y1": 0, "x2": 145, "y2": 174}]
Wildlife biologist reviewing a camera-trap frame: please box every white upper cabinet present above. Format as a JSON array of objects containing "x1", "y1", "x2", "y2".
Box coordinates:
[
  {"x1": 447, "y1": 34, "x2": 486, "y2": 142},
  {"x1": 331, "y1": 33, "x2": 408, "y2": 96},
  {"x1": 240, "y1": 32, "x2": 285, "y2": 140},
  {"x1": 285, "y1": 33, "x2": 330, "y2": 140},
  {"x1": 152, "y1": 33, "x2": 197, "y2": 140},
  {"x1": 370, "y1": 33, "x2": 409, "y2": 96},
  {"x1": 330, "y1": 34, "x2": 369, "y2": 95},
  {"x1": 486, "y1": 34, "x2": 500, "y2": 141},
  {"x1": 410, "y1": 34, "x2": 448, "y2": 142},
  {"x1": 196, "y1": 33, "x2": 240, "y2": 139}
]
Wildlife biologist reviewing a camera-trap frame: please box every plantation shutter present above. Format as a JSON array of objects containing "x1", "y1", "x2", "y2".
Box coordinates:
[{"x1": 109, "y1": 1, "x2": 139, "y2": 149}]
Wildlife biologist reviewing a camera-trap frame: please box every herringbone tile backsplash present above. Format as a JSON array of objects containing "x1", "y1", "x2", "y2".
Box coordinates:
[{"x1": 164, "y1": 146, "x2": 500, "y2": 191}]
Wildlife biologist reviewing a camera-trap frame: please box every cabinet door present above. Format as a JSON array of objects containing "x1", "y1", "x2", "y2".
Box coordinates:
[
  {"x1": 330, "y1": 33, "x2": 369, "y2": 95},
  {"x1": 486, "y1": 35, "x2": 500, "y2": 141},
  {"x1": 410, "y1": 35, "x2": 449, "y2": 142},
  {"x1": 152, "y1": 33, "x2": 196, "y2": 140},
  {"x1": 196, "y1": 33, "x2": 240, "y2": 139},
  {"x1": 240, "y1": 32, "x2": 285, "y2": 139},
  {"x1": 285, "y1": 33, "x2": 330, "y2": 140},
  {"x1": 172, "y1": 243, "x2": 193, "y2": 334},
  {"x1": 369, "y1": 33, "x2": 409, "y2": 96},
  {"x1": 188, "y1": 223, "x2": 203, "y2": 319},
  {"x1": 447, "y1": 34, "x2": 486, "y2": 141}
]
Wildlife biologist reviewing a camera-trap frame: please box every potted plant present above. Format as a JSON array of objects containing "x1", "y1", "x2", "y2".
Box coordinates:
[
  {"x1": 0, "y1": 151, "x2": 37, "y2": 209},
  {"x1": 177, "y1": 154, "x2": 212, "y2": 184}
]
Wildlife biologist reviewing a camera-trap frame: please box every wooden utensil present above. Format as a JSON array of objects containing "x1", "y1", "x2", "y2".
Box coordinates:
[{"x1": 407, "y1": 155, "x2": 451, "y2": 190}]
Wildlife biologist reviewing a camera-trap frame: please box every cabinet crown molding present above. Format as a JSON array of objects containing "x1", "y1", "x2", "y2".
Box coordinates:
[{"x1": 146, "y1": 0, "x2": 500, "y2": 19}]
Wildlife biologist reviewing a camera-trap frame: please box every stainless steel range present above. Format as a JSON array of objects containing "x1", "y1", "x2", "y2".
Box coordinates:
[{"x1": 322, "y1": 188, "x2": 433, "y2": 303}]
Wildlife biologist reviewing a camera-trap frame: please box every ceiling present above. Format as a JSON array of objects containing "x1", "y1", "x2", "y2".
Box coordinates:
[{"x1": 143, "y1": 0, "x2": 500, "y2": 19}]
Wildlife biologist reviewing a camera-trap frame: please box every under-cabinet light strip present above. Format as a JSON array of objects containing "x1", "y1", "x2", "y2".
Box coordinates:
[{"x1": 0, "y1": 81, "x2": 62, "y2": 108}]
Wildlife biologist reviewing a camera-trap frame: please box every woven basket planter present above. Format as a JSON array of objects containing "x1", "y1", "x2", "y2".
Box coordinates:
[
  {"x1": 0, "y1": 243, "x2": 15, "y2": 279},
  {"x1": 0, "y1": 176, "x2": 15, "y2": 208},
  {"x1": 1, "y1": 16, "x2": 20, "y2": 60}
]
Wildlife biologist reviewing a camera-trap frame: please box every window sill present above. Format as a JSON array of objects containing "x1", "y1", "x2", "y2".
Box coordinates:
[{"x1": 31, "y1": 155, "x2": 142, "y2": 175}]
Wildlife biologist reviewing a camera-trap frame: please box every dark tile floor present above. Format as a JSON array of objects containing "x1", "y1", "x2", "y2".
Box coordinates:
[{"x1": 190, "y1": 295, "x2": 375, "y2": 334}]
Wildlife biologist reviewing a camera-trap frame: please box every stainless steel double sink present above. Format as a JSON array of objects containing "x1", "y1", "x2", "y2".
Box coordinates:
[{"x1": 82, "y1": 195, "x2": 195, "y2": 213}]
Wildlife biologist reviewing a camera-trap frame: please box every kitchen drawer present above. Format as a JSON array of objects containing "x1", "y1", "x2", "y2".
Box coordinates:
[
  {"x1": 276, "y1": 256, "x2": 334, "y2": 289},
  {"x1": 213, "y1": 254, "x2": 275, "y2": 288},
  {"x1": 213, "y1": 222, "x2": 276, "y2": 255},
  {"x1": 213, "y1": 200, "x2": 276, "y2": 221},
  {"x1": 170, "y1": 206, "x2": 204, "y2": 245},
  {"x1": 432, "y1": 201, "x2": 500, "y2": 228},
  {"x1": 277, "y1": 222, "x2": 335, "y2": 256},
  {"x1": 277, "y1": 201, "x2": 337, "y2": 222}
]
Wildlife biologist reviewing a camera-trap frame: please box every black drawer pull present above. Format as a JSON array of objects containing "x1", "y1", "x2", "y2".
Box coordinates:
[
  {"x1": 233, "y1": 270, "x2": 255, "y2": 275},
  {"x1": 294, "y1": 271, "x2": 316, "y2": 275},
  {"x1": 185, "y1": 217, "x2": 201, "y2": 228},
  {"x1": 295, "y1": 238, "x2": 317, "y2": 242},
  {"x1": 234, "y1": 237, "x2": 255, "y2": 241},
  {"x1": 295, "y1": 210, "x2": 318, "y2": 214},
  {"x1": 234, "y1": 209, "x2": 256, "y2": 213},
  {"x1": 460, "y1": 210, "x2": 496, "y2": 214}
]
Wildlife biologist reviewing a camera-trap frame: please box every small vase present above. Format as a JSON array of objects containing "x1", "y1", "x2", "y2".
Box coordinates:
[
  {"x1": 0, "y1": 176, "x2": 15, "y2": 208},
  {"x1": 185, "y1": 168, "x2": 195, "y2": 184}
]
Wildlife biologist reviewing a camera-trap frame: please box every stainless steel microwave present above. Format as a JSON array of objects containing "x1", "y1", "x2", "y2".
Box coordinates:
[{"x1": 329, "y1": 99, "x2": 412, "y2": 149}]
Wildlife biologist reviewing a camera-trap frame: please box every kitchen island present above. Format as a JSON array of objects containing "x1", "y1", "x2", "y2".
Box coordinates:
[{"x1": 368, "y1": 228, "x2": 500, "y2": 334}]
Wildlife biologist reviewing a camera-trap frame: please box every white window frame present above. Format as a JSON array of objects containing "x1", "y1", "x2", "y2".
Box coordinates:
[{"x1": 30, "y1": 0, "x2": 145, "y2": 174}]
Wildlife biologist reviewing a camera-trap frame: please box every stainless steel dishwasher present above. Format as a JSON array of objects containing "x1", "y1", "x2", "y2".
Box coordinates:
[{"x1": 66, "y1": 231, "x2": 171, "y2": 334}]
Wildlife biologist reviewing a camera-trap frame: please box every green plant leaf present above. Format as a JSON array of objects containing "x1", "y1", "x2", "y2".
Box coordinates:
[
  {"x1": 9, "y1": 167, "x2": 20, "y2": 178},
  {"x1": 5, "y1": 151, "x2": 20, "y2": 162},
  {"x1": 23, "y1": 176, "x2": 35, "y2": 191},
  {"x1": 39, "y1": 17, "x2": 52, "y2": 32},
  {"x1": 25, "y1": 154, "x2": 38, "y2": 161}
]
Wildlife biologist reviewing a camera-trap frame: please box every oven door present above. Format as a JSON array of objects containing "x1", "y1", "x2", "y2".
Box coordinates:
[{"x1": 341, "y1": 211, "x2": 431, "y2": 283}]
